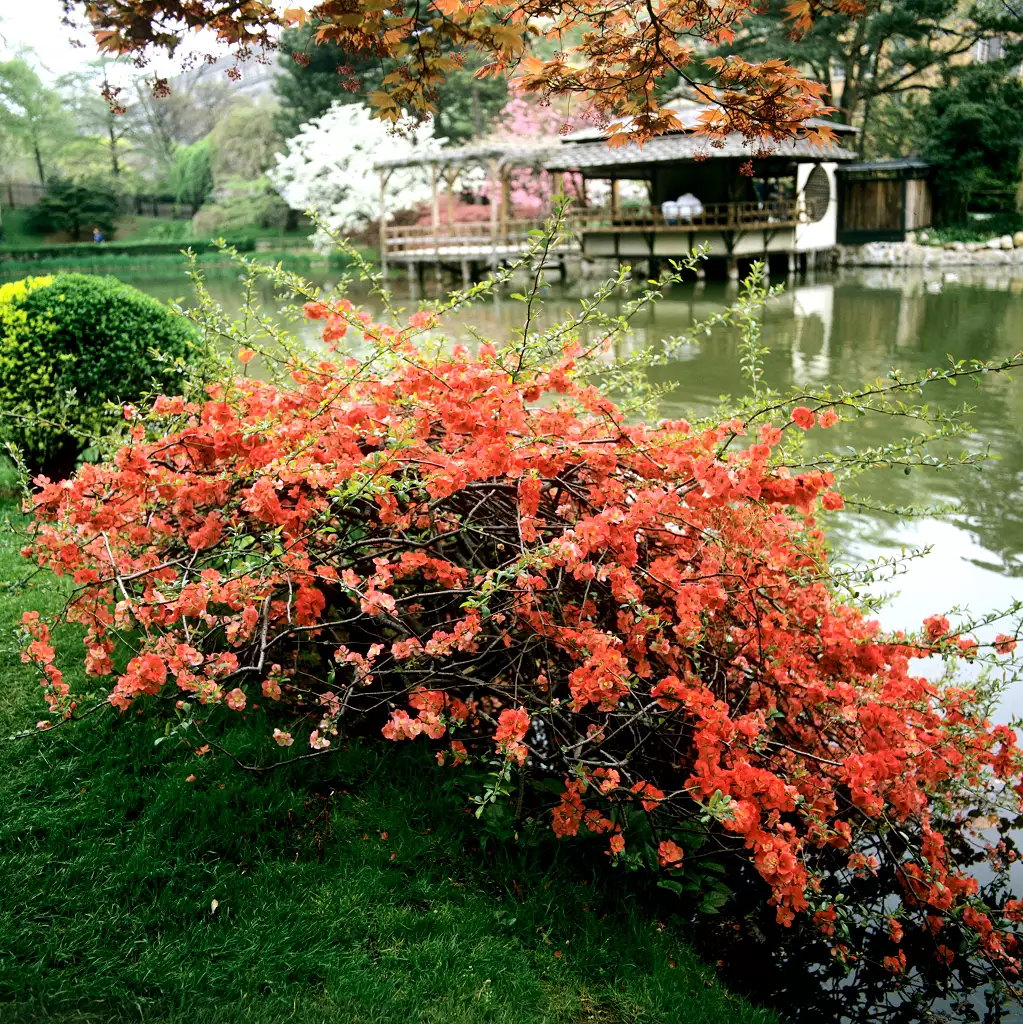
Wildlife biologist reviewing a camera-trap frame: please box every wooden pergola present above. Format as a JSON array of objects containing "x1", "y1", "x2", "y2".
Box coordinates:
[{"x1": 374, "y1": 142, "x2": 577, "y2": 279}]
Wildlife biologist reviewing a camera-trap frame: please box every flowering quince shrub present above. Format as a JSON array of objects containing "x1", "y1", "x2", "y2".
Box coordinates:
[{"x1": 17, "y1": 244, "x2": 1023, "y2": 995}]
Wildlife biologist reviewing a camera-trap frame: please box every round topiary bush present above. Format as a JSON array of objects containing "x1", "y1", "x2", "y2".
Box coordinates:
[{"x1": 0, "y1": 273, "x2": 197, "y2": 479}]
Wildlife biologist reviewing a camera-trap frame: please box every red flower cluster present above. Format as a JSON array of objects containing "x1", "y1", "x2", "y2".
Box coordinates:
[{"x1": 21, "y1": 299, "x2": 1023, "y2": 979}]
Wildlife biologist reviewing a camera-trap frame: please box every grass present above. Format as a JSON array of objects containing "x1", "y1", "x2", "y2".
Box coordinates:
[{"x1": 0, "y1": 491, "x2": 777, "y2": 1024}]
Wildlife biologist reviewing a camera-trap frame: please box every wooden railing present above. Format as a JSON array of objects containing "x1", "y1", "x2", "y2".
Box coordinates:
[
  {"x1": 382, "y1": 214, "x2": 603, "y2": 256},
  {"x1": 381, "y1": 202, "x2": 799, "y2": 257},
  {"x1": 603, "y1": 200, "x2": 800, "y2": 230}
]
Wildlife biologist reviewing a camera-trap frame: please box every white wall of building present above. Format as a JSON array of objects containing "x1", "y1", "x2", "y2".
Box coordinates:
[{"x1": 794, "y1": 162, "x2": 839, "y2": 252}]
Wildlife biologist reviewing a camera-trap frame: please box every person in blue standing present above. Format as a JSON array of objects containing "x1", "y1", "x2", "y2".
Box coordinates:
[{"x1": 92, "y1": 225, "x2": 105, "y2": 244}]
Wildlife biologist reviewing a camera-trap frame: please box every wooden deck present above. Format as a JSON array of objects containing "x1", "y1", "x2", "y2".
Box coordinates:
[{"x1": 381, "y1": 201, "x2": 803, "y2": 269}]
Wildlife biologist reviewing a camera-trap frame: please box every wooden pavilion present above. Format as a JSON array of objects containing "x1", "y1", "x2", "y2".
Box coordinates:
[
  {"x1": 374, "y1": 142, "x2": 574, "y2": 284},
  {"x1": 375, "y1": 102, "x2": 860, "y2": 281},
  {"x1": 835, "y1": 159, "x2": 934, "y2": 244}
]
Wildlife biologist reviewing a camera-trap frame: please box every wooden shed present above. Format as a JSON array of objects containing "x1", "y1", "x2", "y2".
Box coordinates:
[{"x1": 836, "y1": 159, "x2": 934, "y2": 243}]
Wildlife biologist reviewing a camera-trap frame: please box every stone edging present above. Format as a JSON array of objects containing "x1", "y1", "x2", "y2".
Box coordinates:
[{"x1": 839, "y1": 231, "x2": 1023, "y2": 267}]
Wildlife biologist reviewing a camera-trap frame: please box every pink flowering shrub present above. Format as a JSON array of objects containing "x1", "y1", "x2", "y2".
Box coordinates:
[{"x1": 18, "y1": 281, "x2": 1023, "y2": 987}]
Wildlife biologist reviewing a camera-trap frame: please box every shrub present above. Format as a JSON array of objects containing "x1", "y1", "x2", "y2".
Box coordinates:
[
  {"x1": 0, "y1": 273, "x2": 196, "y2": 478},
  {"x1": 29, "y1": 178, "x2": 118, "y2": 243},
  {"x1": 191, "y1": 178, "x2": 295, "y2": 238},
  {"x1": 19, "y1": 246, "x2": 1023, "y2": 1001}
]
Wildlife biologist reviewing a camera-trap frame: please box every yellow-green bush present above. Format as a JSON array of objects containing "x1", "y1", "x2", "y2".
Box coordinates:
[{"x1": 0, "y1": 273, "x2": 197, "y2": 479}]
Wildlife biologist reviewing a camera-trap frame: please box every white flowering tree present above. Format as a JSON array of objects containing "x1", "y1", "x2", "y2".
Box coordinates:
[{"x1": 270, "y1": 103, "x2": 444, "y2": 240}]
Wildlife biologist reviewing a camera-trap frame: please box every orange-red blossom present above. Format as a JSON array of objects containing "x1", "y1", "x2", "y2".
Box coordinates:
[{"x1": 20, "y1": 297, "x2": 1023, "y2": 978}]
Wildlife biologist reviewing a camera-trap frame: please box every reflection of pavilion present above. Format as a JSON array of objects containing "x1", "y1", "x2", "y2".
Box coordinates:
[
  {"x1": 374, "y1": 102, "x2": 859, "y2": 282},
  {"x1": 790, "y1": 284, "x2": 834, "y2": 383}
]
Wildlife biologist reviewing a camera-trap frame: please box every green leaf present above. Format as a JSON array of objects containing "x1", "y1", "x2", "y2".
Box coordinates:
[{"x1": 698, "y1": 888, "x2": 730, "y2": 914}]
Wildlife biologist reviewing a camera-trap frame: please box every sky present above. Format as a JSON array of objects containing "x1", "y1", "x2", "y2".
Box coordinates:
[
  {"x1": 0, "y1": 0, "x2": 96, "y2": 79},
  {"x1": 0, "y1": 1, "x2": 245, "y2": 83}
]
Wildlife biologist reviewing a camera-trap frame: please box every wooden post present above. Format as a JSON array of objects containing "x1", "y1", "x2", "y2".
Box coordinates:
[
  {"x1": 499, "y1": 164, "x2": 511, "y2": 242},
  {"x1": 610, "y1": 179, "x2": 620, "y2": 222},
  {"x1": 445, "y1": 168, "x2": 458, "y2": 231},
  {"x1": 430, "y1": 164, "x2": 440, "y2": 271},
  {"x1": 488, "y1": 157, "x2": 499, "y2": 268},
  {"x1": 379, "y1": 168, "x2": 390, "y2": 281},
  {"x1": 430, "y1": 164, "x2": 440, "y2": 229}
]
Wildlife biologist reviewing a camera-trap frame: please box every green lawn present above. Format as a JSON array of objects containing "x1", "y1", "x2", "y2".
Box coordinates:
[{"x1": 0, "y1": 494, "x2": 777, "y2": 1024}]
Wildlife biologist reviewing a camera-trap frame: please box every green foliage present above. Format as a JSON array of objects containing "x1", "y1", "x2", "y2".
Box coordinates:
[
  {"x1": 0, "y1": 274, "x2": 196, "y2": 478},
  {"x1": 274, "y1": 22, "x2": 507, "y2": 142},
  {"x1": 168, "y1": 138, "x2": 214, "y2": 213},
  {"x1": 209, "y1": 100, "x2": 283, "y2": 184},
  {"x1": 861, "y1": 94, "x2": 927, "y2": 160},
  {"x1": 0, "y1": 246, "x2": 359, "y2": 278},
  {"x1": 0, "y1": 58, "x2": 72, "y2": 184},
  {"x1": 920, "y1": 212, "x2": 1023, "y2": 244},
  {"x1": 917, "y1": 64, "x2": 1023, "y2": 222},
  {"x1": 0, "y1": 500, "x2": 775, "y2": 1024},
  {"x1": 52, "y1": 134, "x2": 141, "y2": 191},
  {"x1": 192, "y1": 178, "x2": 296, "y2": 237},
  {"x1": 28, "y1": 178, "x2": 119, "y2": 243},
  {"x1": 0, "y1": 209, "x2": 45, "y2": 248},
  {"x1": 0, "y1": 235, "x2": 294, "y2": 261}
]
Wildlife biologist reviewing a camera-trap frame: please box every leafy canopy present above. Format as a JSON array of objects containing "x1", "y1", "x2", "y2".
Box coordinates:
[
  {"x1": 66, "y1": 0, "x2": 856, "y2": 144},
  {"x1": 916, "y1": 63, "x2": 1023, "y2": 221}
]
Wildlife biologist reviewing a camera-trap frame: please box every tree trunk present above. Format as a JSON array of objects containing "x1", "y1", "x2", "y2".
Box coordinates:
[
  {"x1": 108, "y1": 118, "x2": 121, "y2": 177},
  {"x1": 33, "y1": 141, "x2": 45, "y2": 185}
]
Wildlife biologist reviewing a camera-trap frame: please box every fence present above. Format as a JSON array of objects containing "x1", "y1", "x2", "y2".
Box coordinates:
[{"x1": 2, "y1": 181, "x2": 192, "y2": 220}]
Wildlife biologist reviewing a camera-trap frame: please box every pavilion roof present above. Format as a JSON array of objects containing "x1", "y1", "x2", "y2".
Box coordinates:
[
  {"x1": 373, "y1": 102, "x2": 858, "y2": 174},
  {"x1": 544, "y1": 129, "x2": 858, "y2": 175}
]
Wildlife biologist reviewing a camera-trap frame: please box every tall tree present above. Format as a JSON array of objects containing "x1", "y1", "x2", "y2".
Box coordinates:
[
  {"x1": 916, "y1": 62, "x2": 1023, "y2": 221},
  {"x1": 715, "y1": 0, "x2": 1022, "y2": 147},
  {"x1": 125, "y1": 62, "x2": 234, "y2": 175},
  {"x1": 0, "y1": 57, "x2": 72, "y2": 184},
  {"x1": 168, "y1": 138, "x2": 214, "y2": 213},
  {"x1": 57, "y1": 58, "x2": 133, "y2": 181},
  {"x1": 208, "y1": 100, "x2": 282, "y2": 184},
  {"x1": 274, "y1": 21, "x2": 507, "y2": 141}
]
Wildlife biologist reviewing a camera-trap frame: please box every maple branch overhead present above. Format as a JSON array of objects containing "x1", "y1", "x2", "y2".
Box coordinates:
[{"x1": 64, "y1": 0, "x2": 862, "y2": 141}]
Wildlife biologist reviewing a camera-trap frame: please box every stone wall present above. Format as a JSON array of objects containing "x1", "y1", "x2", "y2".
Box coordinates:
[{"x1": 839, "y1": 231, "x2": 1023, "y2": 267}]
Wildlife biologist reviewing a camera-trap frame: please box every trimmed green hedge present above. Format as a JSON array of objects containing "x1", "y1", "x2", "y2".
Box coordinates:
[
  {"x1": 0, "y1": 235, "x2": 315, "y2": 261},
  {"x1": 0, "y1": 274, "x2": 197, "y2": 479}
]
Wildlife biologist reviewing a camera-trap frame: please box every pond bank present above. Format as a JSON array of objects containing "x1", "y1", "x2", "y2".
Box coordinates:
[{"x1": 839, "y1": 232, "x2": 1023, "y2": 268}]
